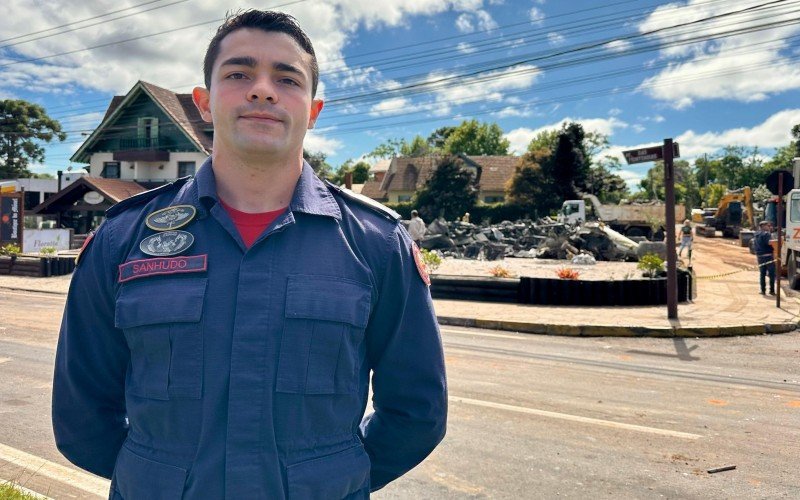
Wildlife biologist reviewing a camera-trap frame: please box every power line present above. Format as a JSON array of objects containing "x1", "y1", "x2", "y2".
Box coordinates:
[
  {"x1": 0, "y1": 0, "x2": 309, "y2": 68},
  {"x1": 0, "y1": 0, "x2": 191, "y2": 50},
  {"x1": 0, "y1": 0, "x2": 169, "y2": 44}
]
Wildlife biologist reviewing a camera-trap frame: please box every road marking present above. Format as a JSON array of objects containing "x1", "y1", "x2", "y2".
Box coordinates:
[
  {"x1": 440, "y1": 328, "x2": 524, "y2": 340},
  {"x1": 450, "y1": 396, "x2": 703, "y2": 440},
  {"x1": 0, "y1": 443, "x2": 109, "y2": 497}
]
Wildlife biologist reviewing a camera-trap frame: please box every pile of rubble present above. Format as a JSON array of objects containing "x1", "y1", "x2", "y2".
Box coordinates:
[{"x1": 412, "y1": 218, "x2": 640, "y2": 262}]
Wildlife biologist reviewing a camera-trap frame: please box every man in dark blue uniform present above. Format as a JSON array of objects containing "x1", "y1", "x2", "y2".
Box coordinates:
[
  {"x1": 52, "y1": 10, "x2": 447, "y2": 499},
  {"x1": 753, "y1": 220, "x2": 775, "y2": 295}
]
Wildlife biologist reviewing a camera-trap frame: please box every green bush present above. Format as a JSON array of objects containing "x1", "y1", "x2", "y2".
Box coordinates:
[
  {"x1": 0, "y1": 244, "x2": 21, "y2": 256},
  {"x1": 39, "y1": 246, "x2": 57, "y2": 256},
  {"x1": 420, "y1": 248, "x2": 442, "y2": 273},
  {"x1": 637, "y1": 253, "x2": 665, "y2": 278}
]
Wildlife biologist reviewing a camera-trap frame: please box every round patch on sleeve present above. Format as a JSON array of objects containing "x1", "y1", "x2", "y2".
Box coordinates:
[{"x1": 412, "y1": 242, "x2": 431, "y2": 286}]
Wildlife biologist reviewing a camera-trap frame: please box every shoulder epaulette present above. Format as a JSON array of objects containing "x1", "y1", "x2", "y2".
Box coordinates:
[
  {"x1": 105, "y1": 177, "x2": 192, "y2": 218},
  {"x1": 324, "y1": 180, "x2": 401, "y2": 222}
]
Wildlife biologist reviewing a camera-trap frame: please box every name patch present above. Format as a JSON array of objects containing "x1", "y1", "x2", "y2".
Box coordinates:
[{"x1": 119, "y1": 255, "x2": 207, "y2": 283}]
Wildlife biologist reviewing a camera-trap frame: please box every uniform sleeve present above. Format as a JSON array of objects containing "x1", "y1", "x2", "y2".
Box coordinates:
[
  {"x1": 359, "y1": 225, "x2": 447, "y2": 491},
  {"x1": 52, "y1": 224, "x2": 129, "y2": 478}
]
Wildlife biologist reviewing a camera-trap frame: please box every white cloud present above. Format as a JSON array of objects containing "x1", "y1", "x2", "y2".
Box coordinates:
[
  {"x1": 455, "y1": 13, "x2": 474, "y2": 33},
  {"x1": 632, "y1": 124, "x2": 646, "y2": 133},
  {"x1": 529, "y1": 7, "x2": 545, "y2": 24},
  {"x1": 430, "y1": 64, "x2": 542, "y2": 108},
  {"x1": 475, "y1": 10, "x2": 498, "y2": 31},
  {"x1": 492, "y1": 106, "x2": 535, "y2": 118},
  {"x1": 605, "y1": 40, "x2": 632, "y2": 53},
  {"x1": 457, "y1": 42, "x2": 477, "y2": 54},
  {"x1": 547, "y1": 32, "x2": 565, "y2": 46},
  {"x1": 0, "y1": 0, "x2": 496, "y2": 98},
  {"x1": 637, "y1": 0, "x2": 800, "y2": 106},
  {"x1": 304, "y1": 130, "x2": 343, "y2": 156},
  {"x1": 608, "y1": 108, "x2": 622, "y2": 116},
  {"x1": 369, "y1": 97, "x2": 413, "y2": 116},
  {"x1": 675, "y1": 108, "x2": 800, "y2": 157},
  {"x1": 504, "y1": 117, "x2": 629, "y2": 154}
]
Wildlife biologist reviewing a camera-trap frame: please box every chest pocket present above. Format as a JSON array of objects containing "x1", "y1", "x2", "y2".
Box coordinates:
[
  {"x1": 277, "y1": 275, "x2": 372, "y2": 395},
  {"x1": 115, "y1": 278, "x2": 207, "y2": 400}
]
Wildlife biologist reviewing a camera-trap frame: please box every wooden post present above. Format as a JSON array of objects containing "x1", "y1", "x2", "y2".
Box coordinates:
[
  {"x1": 776, "y1": 172, "x2": 783, "y2": 308},
  {"x1": 664, "y1": 138, "x2": 678, "y2": 319}
]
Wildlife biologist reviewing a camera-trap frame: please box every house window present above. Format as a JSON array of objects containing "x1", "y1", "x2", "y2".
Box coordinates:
[
  {"x1": 178, "y1": 161, "x2": 196, "y2": 177},
  {"x1": 138, "y1": 117, "x2": 159, "y2": 147},
  {"x1": 102, "y1": 161, "x2": 121, "y2": 179},
  {"x1": 397, "y1": 195, "x2": 412, "y2": 202},
  {"x1": 484, "y1": 195, "x2": 504, "y2": 203}
]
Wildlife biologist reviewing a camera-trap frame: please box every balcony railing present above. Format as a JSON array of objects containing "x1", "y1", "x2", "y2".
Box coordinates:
[{"x1": 117, "y1": 137, "x2": 165, "y2": 150}]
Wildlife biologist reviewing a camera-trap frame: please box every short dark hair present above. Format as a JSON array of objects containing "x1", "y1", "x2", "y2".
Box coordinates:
[{"x1": 203, "y1": 10, "x2": 319, "y2": 97}]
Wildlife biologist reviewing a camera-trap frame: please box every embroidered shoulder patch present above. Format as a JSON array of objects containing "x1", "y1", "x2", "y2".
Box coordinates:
[
  {"x1": 412, "y1": 242, "x2": 431, "y2": 286},
  {"x1": 118, "y1": 255, "x2": 207, "y2": 283}
]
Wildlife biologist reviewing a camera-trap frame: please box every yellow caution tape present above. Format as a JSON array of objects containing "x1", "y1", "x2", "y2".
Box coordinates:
[{"x1": 694, "y1": 259, "x2": 776, "y2": 280}]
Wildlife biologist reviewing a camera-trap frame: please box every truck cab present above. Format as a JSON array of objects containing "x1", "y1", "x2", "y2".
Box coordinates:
[{"x1": 559, "y1": 200, "x2": 585, "y2": 225}]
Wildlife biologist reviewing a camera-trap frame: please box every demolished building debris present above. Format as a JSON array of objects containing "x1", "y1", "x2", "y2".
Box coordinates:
[{"x1": 407, "y1": 217, "x2": 641, "y2": 262}]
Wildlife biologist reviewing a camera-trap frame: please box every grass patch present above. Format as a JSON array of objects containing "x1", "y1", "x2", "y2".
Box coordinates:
[{"x1": 0, "y1": 482, "x2": 43, "y2": 500}]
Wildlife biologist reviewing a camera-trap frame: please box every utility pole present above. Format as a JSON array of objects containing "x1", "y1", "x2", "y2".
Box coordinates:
[{"x1": 663, "y1": 139, "x2": 678, "y2": 319}]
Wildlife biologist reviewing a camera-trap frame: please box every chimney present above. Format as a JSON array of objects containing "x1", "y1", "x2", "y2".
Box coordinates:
[
  {"x1": 345, "y1": 171, "x2": 353, "y2": 190},
  {"x1": 57, "y1": 170, "x2": 63, "y2": 191}
]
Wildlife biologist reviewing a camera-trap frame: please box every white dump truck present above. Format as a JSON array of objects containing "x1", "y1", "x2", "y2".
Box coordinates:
[
  {"x1": 777, "y1": 158, "x2": 800, "y2": 288},
  {"x1": 558, "y1": 194, "x2": 687, "y2": 239}
]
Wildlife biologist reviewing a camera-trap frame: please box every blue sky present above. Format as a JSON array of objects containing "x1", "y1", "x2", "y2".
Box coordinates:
[{"x1": 2, "y1": 0, "x2": 800, "y2": 190}]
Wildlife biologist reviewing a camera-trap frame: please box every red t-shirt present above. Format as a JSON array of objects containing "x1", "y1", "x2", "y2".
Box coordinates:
[{"x1": 219, "y1": 199, "x2": 286, "y2": 248}]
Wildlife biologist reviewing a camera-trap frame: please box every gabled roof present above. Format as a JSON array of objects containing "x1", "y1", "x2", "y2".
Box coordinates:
[
  {"x1": 360, "y1": 155, "x2": 520, "y2": 200},
  {"x1": 72, "y1": 80, "x2": 212, "y2": 163},
  {"x1": 31, "y1": 176, "x2": 147, "y2": 214}
]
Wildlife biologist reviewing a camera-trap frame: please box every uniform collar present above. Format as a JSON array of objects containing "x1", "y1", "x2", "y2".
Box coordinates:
[{"x1": 186, "y1": 156, "x2": 341, "y2": 220}]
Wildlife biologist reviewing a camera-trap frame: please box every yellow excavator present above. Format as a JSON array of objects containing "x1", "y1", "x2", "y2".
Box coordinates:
[{"x1": 695, "y1": 186, "x2": 755, "y2": 238}]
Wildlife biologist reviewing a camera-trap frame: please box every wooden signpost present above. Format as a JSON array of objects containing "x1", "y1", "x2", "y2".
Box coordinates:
[{"x1": 623, "y1": 140, "x2": 681, "y2": 320}]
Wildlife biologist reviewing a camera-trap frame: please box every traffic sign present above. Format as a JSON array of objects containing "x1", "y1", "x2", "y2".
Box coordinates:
[
  {"x1": 766, "y1": 169, "x2": 793, "y2": 196},
  {"x1": 622, "y1": 143, "x2": 680, "y2": 164}
]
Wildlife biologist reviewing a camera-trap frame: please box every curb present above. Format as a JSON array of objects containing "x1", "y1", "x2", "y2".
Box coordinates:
[
  {"x1": 3, "y1": 287, "x2": 796, "y2": 338},
  {"x1": 0, "y1": 286, "x2": 68, "y2": 296},
  {"x1": 437, "y1": 316, "x2": 798, "y2": 338}
]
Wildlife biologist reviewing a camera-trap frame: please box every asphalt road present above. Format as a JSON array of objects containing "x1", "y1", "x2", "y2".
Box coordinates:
[{"x1": 1, "y1": 288, "x2": 799, "y2": 499}]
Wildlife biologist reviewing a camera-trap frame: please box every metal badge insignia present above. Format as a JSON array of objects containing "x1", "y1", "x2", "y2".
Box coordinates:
[
  {"x1": 145, "y1": 205, "x2": 197, "y2": 231},
  {"x1": 139, "y1": 230, "x2": 195, "y2": 257}
]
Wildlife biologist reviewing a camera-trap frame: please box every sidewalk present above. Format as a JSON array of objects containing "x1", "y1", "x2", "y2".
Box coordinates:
[{"x1": 1, "y1": 244, "x2": 797, "y2": 337}]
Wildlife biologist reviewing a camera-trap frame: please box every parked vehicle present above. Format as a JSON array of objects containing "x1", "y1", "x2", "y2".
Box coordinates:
[
  {"x1": 558, "y1": 194, "x2": 686, "y2": 239},
  {"x1": 695, "y1": 187, "x2": 755, "y2": 238}
]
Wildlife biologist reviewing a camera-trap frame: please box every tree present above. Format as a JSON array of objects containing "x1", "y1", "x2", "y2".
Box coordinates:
[
  {"x1": 541, "y1": 122, "x2": 590, "y2": 201},
  {"x1": 0, "y1": 100, "x2": 66, "y2": 178},
  {"x1": 765, "y1": 141, "x2": 798, "y2": 172},
  {"x1": 636, "y1": 160, "x2": 701, "y2": 208},
  {"x1": 585, "y1": 157, "x2": 629, "y2": 204},
  {"x1": 414, "y1": 155, "x2": 478, "y2": 221},
  {"x1": 366, "y1": 135, "x2": 430, "y2": 159},
  {"x1": 330, "y1": 159, "x2": 371, "y2": 185},
  {"x1": 505, "y1": 149, "x2": 557, "y2": 215},
  {"x1": 427, "y1": 126, "x2": 456, "y2": 150},
  {"x1": 303, "y1": 149, "x2": 333, "y2": 179},
  {"x1": 442, "y1": 119, "x2": 510, "y2": 156},
  {"x1": 792, "y1": 123, "x2": 800, "y2": 156}
]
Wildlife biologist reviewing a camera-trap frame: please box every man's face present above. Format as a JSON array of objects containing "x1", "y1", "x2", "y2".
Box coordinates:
[{"x1": 193, "y1": 29, "x2": 323, "y2": 162}]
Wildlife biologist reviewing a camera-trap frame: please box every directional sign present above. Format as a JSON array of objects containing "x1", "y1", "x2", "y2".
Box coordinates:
[{"x1": 623, "y1": 143, "x2": 680, "y2": 164}]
